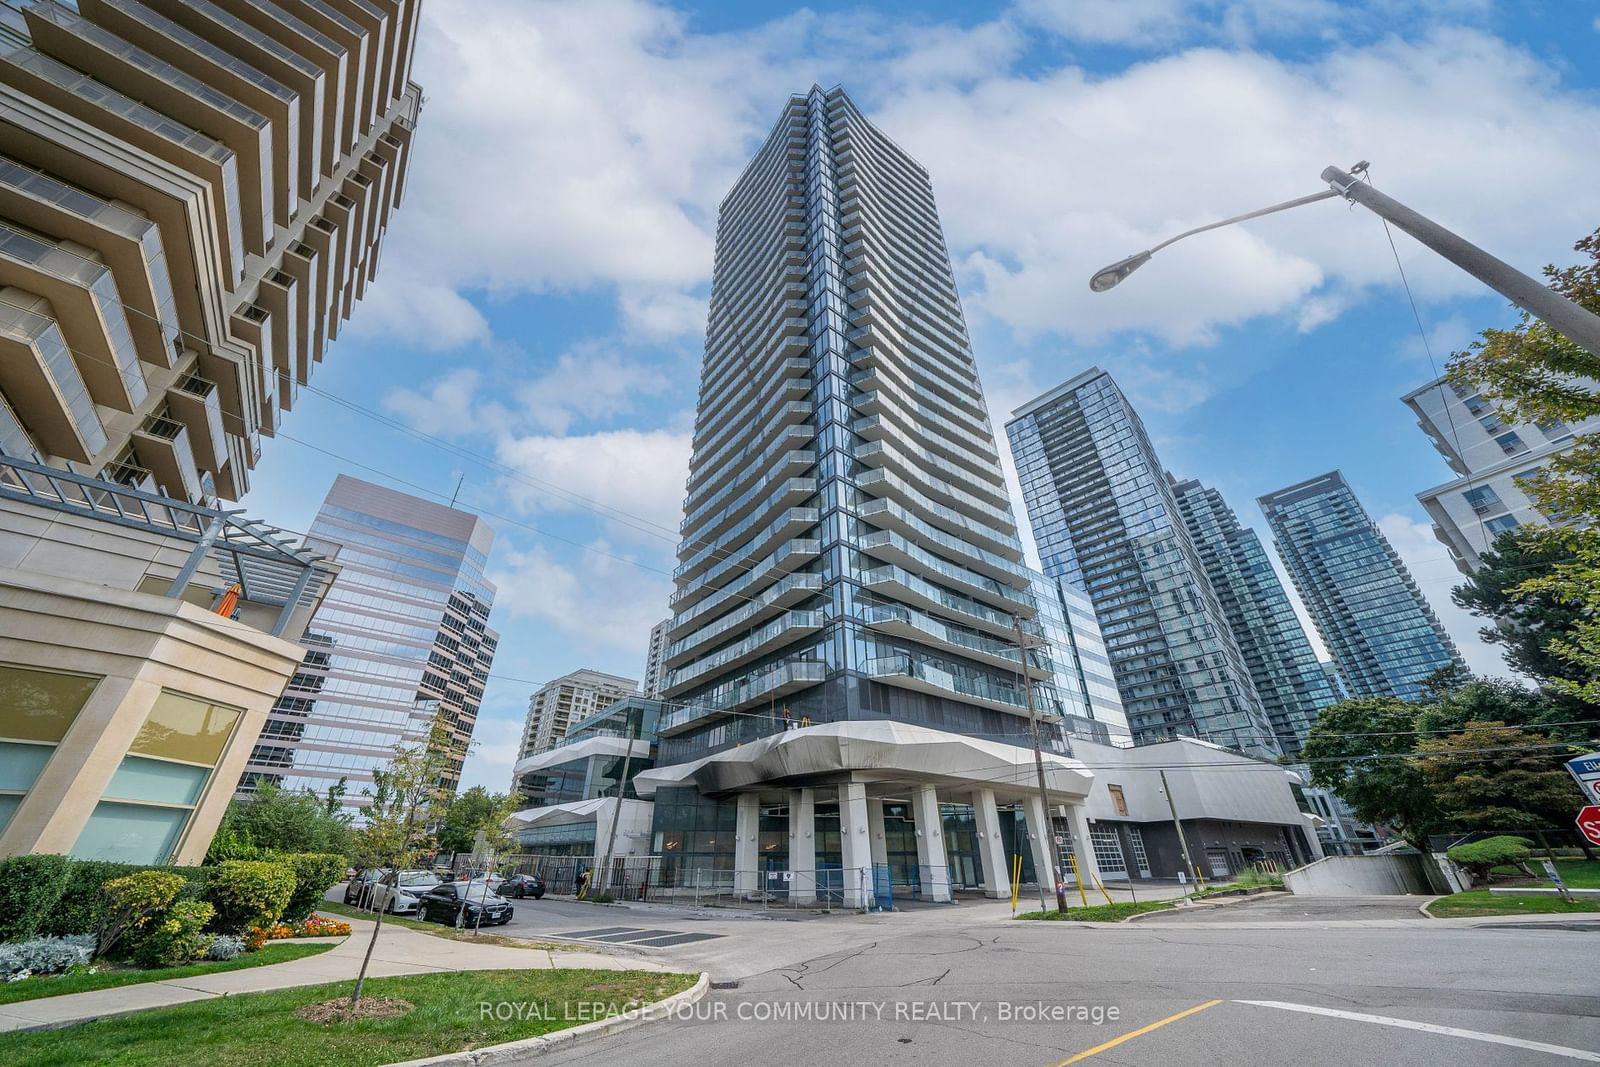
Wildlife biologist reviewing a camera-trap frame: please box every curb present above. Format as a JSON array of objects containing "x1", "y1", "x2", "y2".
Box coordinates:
[
  {"x1": 1417, "y1": 897, "x2": 1442, "y2": 919},
  {"x1": 384, "y1": 972, "x2": 711, "y2": 1067},
  {"x1": 1121, "y1": 901, "x2": 1220, "y2": 923}
]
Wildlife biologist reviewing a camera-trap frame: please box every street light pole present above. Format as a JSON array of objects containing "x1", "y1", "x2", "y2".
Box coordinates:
[
  {"x1": 1320, "y1": 166, "x2": 1600, "y2": 355},
  {"x1": 1089, "y1": 163, "x2": 1600, "y2": 357}
]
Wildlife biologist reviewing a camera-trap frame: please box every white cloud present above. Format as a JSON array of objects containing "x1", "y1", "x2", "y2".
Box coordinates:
[
  {"x1": 382, "y1": 368, "x2": 490, "y2": 437},
  {"x1": 1376, "y1": 513, "x2": 1518, "y2": 681},
  {"x1": 488, "y1": 540, "x2": 672, "y2": 653},
  {"x1": 496, "y1": 427, "x2": 691, "y2": 538},
  {"x1": 456, "y1": 713, "x2": 526, "y2": 793}
]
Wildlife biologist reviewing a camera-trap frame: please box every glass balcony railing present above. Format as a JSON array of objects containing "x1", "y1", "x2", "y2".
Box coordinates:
[
  {"x1": 659, "y1": 659, "x2": 827, "y2": 734},
  {"x1": 666, "y1": 609, "x2": 825, "y2": 689}
]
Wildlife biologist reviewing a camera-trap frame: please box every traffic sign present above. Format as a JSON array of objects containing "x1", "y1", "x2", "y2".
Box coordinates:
[
  {"x1": 1577, "y1": 805, "x2": 1600, "y2": 848},
  {"x1": 1567, "y1": 754, "x2": 1600, "y2": 805}
]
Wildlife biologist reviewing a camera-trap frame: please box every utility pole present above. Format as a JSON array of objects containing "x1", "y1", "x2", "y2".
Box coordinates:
[
  {"x1": 1160, "y1": 769, "x2": 1202, "y2": 891},
  {"x1": 595, "y1": 707, "x2": 641, "y2": 896},
  {"x1": 1014, "y1": 615, "x2": 1066, "y2": 914}
]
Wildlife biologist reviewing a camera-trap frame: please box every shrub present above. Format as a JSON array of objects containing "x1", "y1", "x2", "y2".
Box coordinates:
[
  {"x1": 206, "y1": 934, "x2": 246, "y2": 961},
  {"x1": 99, "y1": 871, "x2": 186, "y2": 958},
  {"x1": 275, "y1": 852, "x2": 348, "y2": 921},
  {"x1": 1447, "y1": 835, "x2": 1536, "y2": 884},
  {"x1": 133, "y1": 900, "x2": 215, "y2": 968},
  {"x1": 0, "y1": 934, "x2": 95, "y2": 979},
  {"x1": 41, "y1": 861, "x2": 138, "y2": 938},
  {"x1": 206, "y1": 860, "x2": 295, "y2": 934},
  {"x1": 0, "y1": 854, "x2": 73, "y2": 942}
]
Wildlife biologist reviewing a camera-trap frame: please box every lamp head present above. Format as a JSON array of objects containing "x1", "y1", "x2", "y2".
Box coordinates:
[{"x1": 1089, "y1": 250, "x2": 1153, "y2": 292}]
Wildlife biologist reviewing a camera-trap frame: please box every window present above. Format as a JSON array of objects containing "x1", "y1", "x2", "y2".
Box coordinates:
[
  {"x1": 1495, "y1": 431, "x2": 1528, "y2": 456},
  {"x1": 72, "y1": 691, "x2": 241, "y2": 866},
  {"x1": 1461, "y1": 485, "x2": 1501, "y2": 515},
  {"x1": 1485, "y1": 515, "x2": 1521, "y2": 535},
  {"x1": 0, "y1": 664, "x2": 101, "y2": 832},
  {"x1": 1089, "y1": 825, "x2": 1127, "y2": 875},
  {"x1": 1107, "y1": 784, "x2": 1128, "y2": 817}
]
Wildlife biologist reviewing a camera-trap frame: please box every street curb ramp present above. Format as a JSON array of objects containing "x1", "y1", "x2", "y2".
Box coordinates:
[{"x1": 383, "y1": 973, "x2": 711, "y2": 1066}]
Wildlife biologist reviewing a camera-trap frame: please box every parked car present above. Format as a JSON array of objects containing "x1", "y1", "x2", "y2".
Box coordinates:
[
  {"x1": 416, "y1": 880, "x2": 515, "y2": 926},
  {"x1": 500, "y1": 873, "x2": 545, "y2": 900},
  {"x1": 343, "y1": 868, "x2": 384, "y2": 907},
  {"x1": 369, "y1": 869, "x2": 443, "y2": 914}
]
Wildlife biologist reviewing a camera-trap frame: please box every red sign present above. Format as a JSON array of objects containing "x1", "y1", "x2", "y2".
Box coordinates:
[{"x1": 1578, "y1": 806, "x2": 1600, "y2": 847}]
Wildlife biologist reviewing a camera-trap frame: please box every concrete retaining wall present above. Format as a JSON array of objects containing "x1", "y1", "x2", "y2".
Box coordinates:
[{"x1": 1284, "y1": 854, "x2": 1433, "y2": 895}]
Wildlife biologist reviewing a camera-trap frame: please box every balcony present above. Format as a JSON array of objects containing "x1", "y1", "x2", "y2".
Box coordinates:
[
  {"x1": 861, "y1": 564, "x2": 1033, "y2": 641},
  {"x1": 856, "y1": 528, "x2": 1031, "y2": 612},
  {"x1": 657, "y1": 659, "x2": 827, "y2": 736},
  {"x1": 860, "y1": 605, "x2": 1053, "y2": 679},
  {"x1": 664, "y1": 609, "x2": 825, "y2": 692},
  {"x1": 674, "y1": 505, "x2": 818, "y2": 586},
  {"x1": 856, "y1": 497, "x2": 1028, "y2": 581},
  {"x1": 665, "y1": 573, "x2": 826, "y2": 666},
  {"x1": 864, "y1": 654, "x2": 1037, "y2": 717},
  {"x1": 131, "y1": 414, "x2": 202, "y2": 502},
  {"x1": 165, "y1": 375, "x2": 226, "y2": 471}
]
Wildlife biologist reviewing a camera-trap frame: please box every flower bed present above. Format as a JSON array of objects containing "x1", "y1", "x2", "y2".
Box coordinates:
[{"x1": 246, "y1": 917, "x2": 352, "y2": 949}]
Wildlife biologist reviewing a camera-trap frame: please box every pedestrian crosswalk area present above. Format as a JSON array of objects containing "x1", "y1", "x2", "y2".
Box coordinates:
[{"x1": 557, "y1": 926, "x2": 723, "y2": 948}]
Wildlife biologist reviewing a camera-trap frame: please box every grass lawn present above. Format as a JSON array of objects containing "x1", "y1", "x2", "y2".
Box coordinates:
[
  {"x1": 1016, "y1": 899, "x2": 1175, "y2": 922},
  {"x1": 2, "y1": 969, "x2": 696, "y2": 1067},
  {"x1": 0, "y1": 943, "x2": 333, "y2": 1006},
  {"x1": 1426, "y1": 891, "x2": 1600, "y2": 918},
  {"x1": 1490, "y1": 859, "x2": 1600, "y2": 889}
]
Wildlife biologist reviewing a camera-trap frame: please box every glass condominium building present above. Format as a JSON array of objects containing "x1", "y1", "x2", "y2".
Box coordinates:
[
  {"x1": 1170, "y1": 475, "x2": 1340, "y2": 754},
  {"x1": 1259, "y1": 470, "x2": 1464, "y2": 703},
  {"x1": 1006, "y1": 368, "x2": 1280, "y2": 758},
  {"x1": 239, "y1": 475, "x2": 498, "y2": 810}
]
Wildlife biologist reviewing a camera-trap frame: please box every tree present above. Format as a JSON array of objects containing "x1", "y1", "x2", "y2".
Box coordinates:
[
  {"x1": 1448, "y1": 226, "x2": 1600, "y2": 701},
  {"x1": 1418, "y1": 721, "x2": 1587, "y2": 837},
  {"x1": 1417, "y1": 677, "x2": 1597, "y2": 743},
  {"x1": 346, "y1": 717, "x2": 454, "y2": 1007},
  {"x1": 206, "y1": 780, "x2": 353, "y2": 864},
  {"x1": 1302, "y1": 698, "x2": 1443, "y2": 851},
  {"x1": 1453, "y1": 529, "x2": 1590, "y2": 686},
  {"x1": 435, "y1": 786, "x2": 511, "y2": 857}
]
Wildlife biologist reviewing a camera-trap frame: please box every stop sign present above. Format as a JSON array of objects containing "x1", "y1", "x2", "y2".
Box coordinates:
[{"x1": 1578, "y1": 806, "x2": 1600, "y2": 847}]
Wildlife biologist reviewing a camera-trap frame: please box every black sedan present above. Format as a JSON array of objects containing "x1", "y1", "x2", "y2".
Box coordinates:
[
  {"x1": 415, "y1": 880, "x2": 515, "y2": 926},
  {"x1": 500, "y1": 873, "x2": 545, "y2": 900}
]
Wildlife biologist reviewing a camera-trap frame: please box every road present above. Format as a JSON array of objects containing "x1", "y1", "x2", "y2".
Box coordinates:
[{"x1": 481, "y1": 894, "x2": 1600, "y2": 1067}]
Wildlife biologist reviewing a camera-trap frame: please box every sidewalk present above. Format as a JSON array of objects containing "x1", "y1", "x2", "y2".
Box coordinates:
[{"x1": 0, "y1": 913, "x2": 668, "y2": 1034}]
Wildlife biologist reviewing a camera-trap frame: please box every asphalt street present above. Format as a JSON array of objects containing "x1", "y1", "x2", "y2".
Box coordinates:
[{"x1": 478, "y1": 894, "x2": 1600, "y2": 1067}]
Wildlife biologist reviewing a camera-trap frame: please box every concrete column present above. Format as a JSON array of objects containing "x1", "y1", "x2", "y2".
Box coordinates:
[
  {"x1": 789, "y1": 787, "x2": 816, "y2": 904},
  {"x1": 838, "y1": 781, "x2": 871, "y2": 909},
  {"x1": 1066, "y1": 803, "x2": 1101, "y2": 888},
  {"x1": 970, "y1": 788, "x2": 1010, "y2": 899},
  {"x1": 734, "y1": 792, "x2": 760, "y2": 898},
  {"x1": 1022, "y1": 794, "x2": 1055, "y2": 890},
  {"x1": 866, "y1": 797, "x2": 889, "y2": 868},
  {"x1": 911, "y1": 783, "x2": 950, "y2": 902}
]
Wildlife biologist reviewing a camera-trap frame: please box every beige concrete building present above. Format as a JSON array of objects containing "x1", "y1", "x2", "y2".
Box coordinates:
[
  {"x1": 514, "y1": 669, "x2": 639, "y2": 785},
  {"x1": 0, "y1": 0, "x2": 422, "y2": 502},
  {"x1": 0, "y1": 455, "x2": 335, "y2": 865}
]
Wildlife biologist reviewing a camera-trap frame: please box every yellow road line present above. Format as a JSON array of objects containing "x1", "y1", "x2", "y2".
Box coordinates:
[{"x1": 1053, "y1": 999, "x2": 1224, "y2": 1065}]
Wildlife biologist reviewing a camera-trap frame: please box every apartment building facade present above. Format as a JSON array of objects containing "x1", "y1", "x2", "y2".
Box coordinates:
[
  {"x1": 514, "y1": 668, "x2": 638, "y2": 771},
  {"x1": 632, "y1": 85, "x2": 1122, "y2": 907},
  {"x1": 1006, "y1": 369, "x2": 1280, "y2": 758},
  {"x1": 1170, "y1": 475, "x2": 1340, "y2": 755},
  {"x1": 240, "y1": 475, "x2": 498, "y2": 808},
  {"x1": 0, "y1": 0, "x2": 421, "y2": 501},
  {"x1": 1403, "y1": 374, "x2": 1599, "y2": 573},
  {"x1": 1259, "y1": 471, "x2": 1465, "y2": 703},
  {"x1": 640, "y1": 618, "x2": 669, "y2": 700}
]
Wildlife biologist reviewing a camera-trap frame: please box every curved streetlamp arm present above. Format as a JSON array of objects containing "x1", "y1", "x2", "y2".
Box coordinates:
[
  {"x1": 1089, "y1": 187, "x2": 1339, "y2": 291},
  {"x1": 1148, "y1": 188, "x2": 1340, "y2": 255}
]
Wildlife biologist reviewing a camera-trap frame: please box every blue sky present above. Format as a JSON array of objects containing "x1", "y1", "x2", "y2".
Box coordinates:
[{"x1": 237, "y1": 0, "x2": 1600, "y2": 794}]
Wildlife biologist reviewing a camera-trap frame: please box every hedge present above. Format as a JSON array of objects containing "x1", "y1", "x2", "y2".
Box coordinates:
[
  {"x1": 276, "y1": 853, "x2": 348, "y2": 921},
  {"x1": 0, "y1": 854, "x2": 73, "y2": 942},
  {"x1": 206, "y1": 860, "x2": 296, "y2": 933}
]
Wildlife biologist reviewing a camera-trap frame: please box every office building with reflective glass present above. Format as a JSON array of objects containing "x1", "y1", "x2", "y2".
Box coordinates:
[
  {"x1": 639, "y1": 86, "x2": 1108, "y2": 906},
  {"x1": 1006, "y1": 369, "x2": 1280, "y2": 758},
  {"x1": 1259, "y1": 470, "x2": 1464, "y2": 703},
  {"x1": 1170, "y1": 475, "x2": 1339, "y2": 755},
  {"x1": 0, "y1": 0, "x2": 421, "y2": 502},
  {"x1": 239, "y1": 475, "x2": 498, "y2": 809},
  {"x1": 1403, "y1": 374, "x2": 1599, "y2": 574}
]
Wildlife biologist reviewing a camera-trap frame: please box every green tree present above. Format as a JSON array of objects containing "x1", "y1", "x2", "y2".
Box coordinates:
[
  {"x1": 346, "y1": 717, "x2": 454, "y2": 1006},
  {"x1": 1418, "y1": 721, "x2": 1587, "y2": 836},
  {"x1": 435, "y1": 785, "x2": 512, "y2": 857},
  {"x1": 1453, "y1": 530, "x2": 1590, "y2": 686},
  {"x1": 1448, "y1": 226, "x2": 1600, "y2": 700},
  {"x1": 1302, "y1": 697, "x2": 1442, "y2": 851},
  {"x1": 207, "y1": 780, "x2": 353, "y2": 863},
  {"x1": 1417, "y1": 677, "x2": 1597, "y2": 742}
]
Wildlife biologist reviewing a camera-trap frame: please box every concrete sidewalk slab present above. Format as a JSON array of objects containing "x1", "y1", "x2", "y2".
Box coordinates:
[{"x1": 0, "y1": 913, "x2": 667, "y2": 1034}]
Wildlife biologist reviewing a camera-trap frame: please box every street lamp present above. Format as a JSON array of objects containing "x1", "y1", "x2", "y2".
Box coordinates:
[{"x1": 1089, "y1": 162, "x2": 1600, "y2": 356}]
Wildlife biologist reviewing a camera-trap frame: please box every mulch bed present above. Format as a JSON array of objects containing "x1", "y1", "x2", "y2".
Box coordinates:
[{"x1": 295, "y1": 996, "x2": 415, "y2": 1023}]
